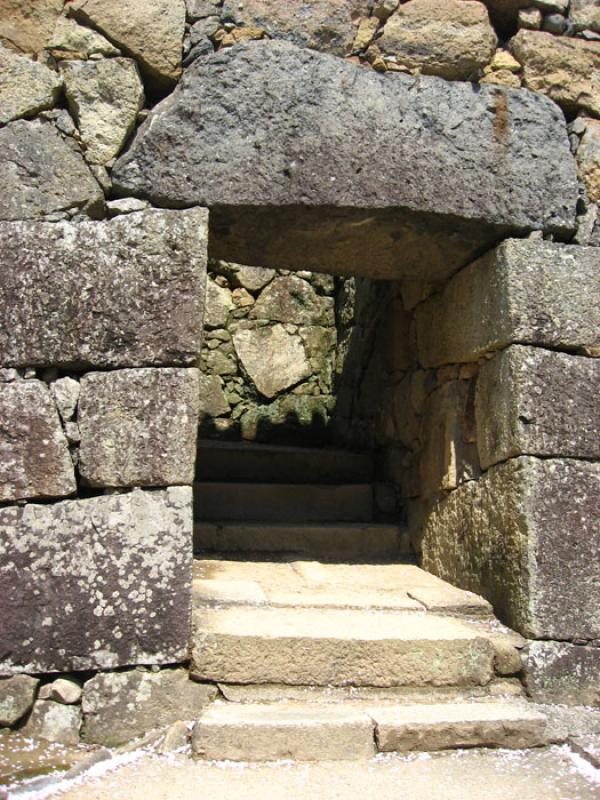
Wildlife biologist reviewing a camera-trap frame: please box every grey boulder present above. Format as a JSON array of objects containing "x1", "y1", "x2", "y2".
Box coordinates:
[{"x1": 112, "y1": 41, "x2": 577, "y2": 282}]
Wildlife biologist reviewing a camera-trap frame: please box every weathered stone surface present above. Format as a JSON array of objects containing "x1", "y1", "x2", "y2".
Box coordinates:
[
  {"x1": 233, "y1": 324, "x2": 312, "y2": 399},
  {"x1": 379, "y1": 0, "x2": 497, "y2": 81},
  {"x1": 198, "y1": 373, "x2": 230, "y2": 418},
  {"x1": 112, "y1": 42, "x2": 577, "y2": 281},
  {"x1": 78, "y1": 368, "x2": 200, "y2": 488},
  {"x1": 70, "y1": 0, "x2": 186, "y2": 90},
  {"x1": 0, "y1": 675, "x2": 39, "y2": 726},
  {"x1": 416, "y1": 240, "x2": 600, "y2": 368},
  {"x1": 22, "y1": 700, "x2": 81, "y2": 744},
  {"x1": 50, "y1": 377, "x2": 80, "y2": 423},
  {"x1": 82, "y1": 668, "x2": 217, "y2": 746},
  {"x1": 0, "y1": 0, "x2": 63, "y2": 55},
  {"x1": 205, "y1": 280, "x2": 234, "y2": 329},
  {"x1": 61, "y1": 58, "x2": 144, "y2": 164},
  {"x1": 0, "y1": 209, "x2": 207, "y2": 368},
  {"x1": 191, "y1": 606, "x2": 495, "y2": 686},
  {"x1": 0, "y1": 45, "x2": 62, "y2": 124},
  {"x1": 422, "y1": 457, "x2": 600, "y2": 640},
  {"x1": 419, "y1": 380, "x2": 479, "y2": 498},
  {"x1": 214, "y1": 262, "x2": 276, "y2": 292},
  {"x1": 46, "y1": 17, "x2": 121, "y2": 60},
  {"x1": 251, "y1": 276, "x2": 325, "y2": 324},
  {"x1": 374, "y1": 702, "x2": 549, "y2": 751},
  {"x1": 570, "y1": 0, "x2": 600, "y2": 33},
  {"x1": 0, "y1": 487, "x2": 193, "y2": 673},
  {"x1": 221, "y1": 0, "x2": 364, "y2": 55},
  {"x1": 577, "y1": 118, "x2": 600, "y2": 203},
  {"x1": 523, "y1": 642, "x2": 600, "y2": 706},
  {"x1": 571, "y1": 735, "x2": 600, "y2": 768},
  {"x1": 0, "y1": 380, "x2": 76, "y2": 502},
  {"x1": 476, "y1": 346, "x2": 600, "y2": 469},
  {"x1": 192, "y1": 702, "x2": 376, "y2": 761},
  {"x1": 0, "y1": 119, "x2": 104, "y2": 221},
  {"x1": 39, "y1": 678, "x2": 82, "y2": 706},
  {"x1": 510, "y1": 30, "x2": 600, "y2": 117},
  {"x1": 481, "y1": 1, "x2": 534, "y2": 37}
]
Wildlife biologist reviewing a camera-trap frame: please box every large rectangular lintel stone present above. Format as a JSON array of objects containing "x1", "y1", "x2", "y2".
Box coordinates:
[
  {"x1": 416, "y1": 239, "x2": 600, "y2": 367},
  {"x1": 0, "y1": 488, "x2": 193, "y2": 674},
  {"x1": 112, "y1": 41, "x2": 577, "y2": 281},
  {"x1": 0, "y1": 208, "x2": 208, "y2": 369},
  {"x1": 422, "y1": 456, "x2": 600, "y2": 640}
]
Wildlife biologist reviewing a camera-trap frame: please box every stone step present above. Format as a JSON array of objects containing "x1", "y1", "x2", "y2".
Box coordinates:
[
  {"x1": 194, "y1": 483, "x2": 374, "y2": 522},
  {"x1": 193, "y1": 522, "x2": 412, "y2": 560},
  {"x1": 196, "y1": 440, "x2": 373, "y2": 484},
  {"x1": 190, "y1": 606, "x2": 497, "y2": 687},
  {"x1": 191, "y1": 700, "x2": 549, "y2": 761}
]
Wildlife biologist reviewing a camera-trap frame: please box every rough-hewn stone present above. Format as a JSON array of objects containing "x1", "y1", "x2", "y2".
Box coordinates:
[
  {"x1": 379, "y1": 0, "x2": 497, "y2": 81},
  {"x1": 577, "y1": 118, "x2": 600, "y2": 203},
  {"x1": 422, "y1": 457, "x2": 600, "y2": 640},
  {"x1": 112, "y1": 41, "x2": 577, "y2": 281},
  {"x1": 251, "y1": 276, "x2": 325, "y2": 324},
  {"x1": 419, "y1": 380, "x2": 479, "y2": 498},
  {"x1": 0, "y1": 45, "x2": 62, "y2": 125},
  {"x1": 39, "y1": 678, "x2": 82, "y2": 706},
  {"x1": 221, "y1": 0, "x2": 365, "y2": 55},
  {"x1": 0, "y1": 119, "x2": 104, "y2": 221},
  {"x1": 22, "y1": 700, "x2": 81, "y2": 744},
  {"x1": 0, "y1": 487, "x2": 193, "y2": 673},
  {"x1": 523, "y1": 642, "x2": 600, "y2": 706},
  {"x1": 61, "y1": 58, "x2": 144, "y2": 164},
  {"x1": 0, "y1": 0, "x2": 63, "y2": 55},
  {"x1": 46, "y1": 17, "x2": 121, "y2": 60},
  {"x1": 50, "y1": 377, "x2": 80, "y2": 423},
  {"x1": 416, "y1": 240, "x2": 600, "y2": 368},
  {"x1": 0, "y1": 209, "x2": 207, "y2": 368},
  {"x1": 233, "y1": 324, "x2": 312, "y2": 399},
  {"x1": 69, "y1": 0, "x2": 186, "y2": 90},
  {"x1": 570, "y1": 0, "x2": 600, "y2": 33},
  {"x1": 214, "y1": 262, "x2": 276, "y2": 292},
  {"x1": 205, "y1": 281, "x2": 234, "y2": 329},
  {"x1": 0, "y1": 675, "x2": 39, "y2": 726},
  {"x1": 510, "y1": 30, "x2": 600, "y2": 117},
  {"x1": 198, "y1": 373, "x2": 230, "y2": 418},
  {"x1": 476, "y1": 346, "x2": 600, "y2": 469},
  {"x1": 78, "y1": 368, "x2": 200, "y2": 488},
  {"x1": 82, "y1": 668, "x2": 217, "y2": 746},
  {"x1": 0, "y1": 380, "x2": 76, "y2": 502}
]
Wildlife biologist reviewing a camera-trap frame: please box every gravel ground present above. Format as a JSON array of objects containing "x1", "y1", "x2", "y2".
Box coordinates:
[{"x1": 8, "y1": 746, "x2": 600, "y2": 800}]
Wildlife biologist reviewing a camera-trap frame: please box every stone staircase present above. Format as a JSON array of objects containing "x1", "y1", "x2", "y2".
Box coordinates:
[{"x1": 191, "y1": 440, "x2": 549, "y2": 761}]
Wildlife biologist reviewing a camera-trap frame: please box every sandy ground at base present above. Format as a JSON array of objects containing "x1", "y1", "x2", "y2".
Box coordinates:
[{"x1": 18, "y1": 746, "x2": 600, "y2": 800}]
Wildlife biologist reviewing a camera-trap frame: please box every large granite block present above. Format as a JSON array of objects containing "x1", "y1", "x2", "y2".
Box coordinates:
[
  {"x1": 416, "y1": 240, "x2": 600, "y2": 367},
  {"x1": 0, "y1": 119, "x2": 104, "y2": 222},
  {"x1": 422, "y1": 457, "x2": 600, "y2": 640},
  {"x1": 112, "y1": 41, "x2": 577, "y2": 281},
  {"x1": 523, "y1": 642, "x2": 600, "y2": 706},
  {"x1": 0, "y1": 208, "x2": 207, "y2": 369},
  {"x1": 476, "y1": 345, "x2": 600, "y2": 469},
  {"x1": 0, "y1": 379, "x2": 76, "y2": 502},
  {"x1": 78, "y1": 368, "x2": 200, "y2": 488},
  {"x1": 0, "y1": 487, "x2": 193, "y2": 673}
]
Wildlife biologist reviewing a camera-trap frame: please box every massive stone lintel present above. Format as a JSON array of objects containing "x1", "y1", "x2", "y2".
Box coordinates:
[
  {"x1": 0, "y1": 208, "x2": 207, "y2": 369},
  {"x1": 112, "y1": 41, "x2": 577, "y2": 281},
  {"x1": 476, "y1": 345, "x2": 600, "y2": 469},
  {"x1": 0, "y1": 487, "x2": 193, "y2": 674},
  {"x1": 416, "y1": 239, "x2": 600, "y2": 367},
  {"x1": 422, "y1": 457, "x2": 600, "y2": 641}
]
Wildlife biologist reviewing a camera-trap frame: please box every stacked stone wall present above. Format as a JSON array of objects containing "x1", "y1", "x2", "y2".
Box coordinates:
[{"x1": 0, "y1": 0, "x2": 598, "y2": 737}]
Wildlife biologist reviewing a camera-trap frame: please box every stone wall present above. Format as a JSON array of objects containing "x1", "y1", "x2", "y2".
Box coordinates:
[
  {"x1": 335, "y1": 239, "x2": 600, "y2": 704},
  {"x1": 0, "y1": 0, "x2": 599, "y2": 737},
  {"x1": 199, "y1": 262, "x2": 343, "y2": 444}
]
